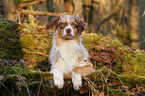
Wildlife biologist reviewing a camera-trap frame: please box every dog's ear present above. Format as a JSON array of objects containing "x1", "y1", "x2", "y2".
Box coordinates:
[
  {"x1": 46, "y1": 17, "x2": 60, "y2": 30},
  {"x1": 75, "y1": 17, "x2": 87, "y2": 34}
]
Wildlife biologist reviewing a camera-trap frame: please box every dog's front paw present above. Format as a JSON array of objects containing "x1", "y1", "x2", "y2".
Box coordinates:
[
  {"x1": 54, "y1": 77, "x2": 64, "y2": 89},
  {"x1": 72, "y1": 72, "x2": 82, "y2": 90},
  {"x1": 53, "y1": 68, "x2": 64, "y2": 89},
  {"x1": 73, "y1": 79, "x2": 82, "y2": 90}
]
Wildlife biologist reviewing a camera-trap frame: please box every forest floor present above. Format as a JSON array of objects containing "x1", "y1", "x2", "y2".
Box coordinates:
[{"x1": 0, "y1": 18, "x2": 145, "y2": 96}]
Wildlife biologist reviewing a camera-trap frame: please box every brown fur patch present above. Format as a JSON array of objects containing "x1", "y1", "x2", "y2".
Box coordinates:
[
  {"x1": 73, "y1": 62, "x2": 95, "y2": 76},
  {"x1": 46, "y1": 17, "x2": 60, "y2": 30},
  {"x1": 75, "y1": 17, "x2": 87, "y2": 34}
]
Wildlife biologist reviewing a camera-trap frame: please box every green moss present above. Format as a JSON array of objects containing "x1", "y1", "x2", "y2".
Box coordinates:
[
  {"x1": 21, "y1": 34, "x2": 36, "y2": 50},
  {"x1": 18, "y1": 15, "x2": 53, "y2": 69},
  {"x1": 5, "y1": 66, "x2": 26, "y2": 75},
  {"x1": 0, "y1": 51, "x2": 8, "y2": 58},
  {"x1": 111, "y1": 40, "x2": 123, "y2": 47},
  {"x1": 118, "y1": 75, "x2": 145, "y2": 87},
  {"x1": 133, "y1": 50, "x2": 145, "y2": 76},
  {"x1": 0, "y1": 19, "x2": 22, "y2": 59}
]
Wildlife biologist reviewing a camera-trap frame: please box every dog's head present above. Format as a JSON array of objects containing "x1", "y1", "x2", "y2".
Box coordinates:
[{"x1": 46, "y1": 15, "x2": 87, "y2": 40}]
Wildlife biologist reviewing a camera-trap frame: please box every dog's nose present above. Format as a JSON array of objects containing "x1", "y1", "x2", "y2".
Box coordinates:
[{"x1": 66, "y1": 28, "x2": 71, "y2": 33}]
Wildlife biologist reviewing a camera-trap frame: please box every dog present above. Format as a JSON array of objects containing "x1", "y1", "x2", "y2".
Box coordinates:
[{"x1": 46, "y1": 15, "x2": 94, "y2": 90}]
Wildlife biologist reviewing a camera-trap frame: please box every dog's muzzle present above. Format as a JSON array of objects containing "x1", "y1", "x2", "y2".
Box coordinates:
[{"x1": 62, "y1": 28, "x2": 74, "y2": 40}]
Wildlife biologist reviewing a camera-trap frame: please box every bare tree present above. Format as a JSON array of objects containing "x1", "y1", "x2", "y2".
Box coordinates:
[
  {"x1": 3, "y1": 0, "x2": 16, "y2": 21},
  {"x1": 64, "y1": 0, "x2": 73, "y2": 15}
]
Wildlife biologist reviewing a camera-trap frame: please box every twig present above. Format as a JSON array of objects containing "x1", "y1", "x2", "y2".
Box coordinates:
[
  {"x1": 37, "y1": 69, "x2": 43, "y2": 96},
  {"x1": 22, "y1": 48, "x2": 49, "y2": 57},
  {"x1": 103, "y1": 67, "x2": 130, "y2": 96},
  {"x1": 13, "y1": 69, "x2": 31, "y2": 96},
  {"x1": 99, "y1": 71, "x2": 115, "y2": 96},
  {"x1": 141, "y1": 11, "x2": 145, "y2": 17},
  {"x1": 16, "y1": 10, "x2": 22, "y2": 24},
  {"x1": 21, "y1": 9, "x2": 25, "y2": 21},
  {"x1": 83, "y1": 77, "x2": 100, "y2": 95},
  {"x1": 0, "y1": 82, "x2": 15, "y2": 96}
]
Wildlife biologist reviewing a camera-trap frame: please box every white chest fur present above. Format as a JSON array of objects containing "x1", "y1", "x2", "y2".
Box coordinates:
[
  {"x1": 50, "y1": 40, "x2": 82, "y2": 73},
  {"x1": 59, "y1": 40, "x2": 80, "y2": 62}
]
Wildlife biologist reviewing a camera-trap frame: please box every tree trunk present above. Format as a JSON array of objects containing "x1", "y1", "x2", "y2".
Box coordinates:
[
  {"x1": 84, "y1": 0, "x2": 95, "y2": 33},
  {"x1": 35, "y1": 2, "x2": 49, "y2": 25},
  {"x1": 53, "y1": 0, "x2": 65, "y2": 13},
  {"x1": 140, "y1": 0, "x2": 145, "y2": 50},
  {"x1": 73, "y1": 0, "x2": 83, "y2": 19},
  {"x1": 129, "y1": 0, "x2": 140, "y2": 48},
  {"x1": 64, "y1": 0, "x2": 73, "y2": 15},
  {"x1": 3, "y1": 0, "x2": 16, "y2": 21}
]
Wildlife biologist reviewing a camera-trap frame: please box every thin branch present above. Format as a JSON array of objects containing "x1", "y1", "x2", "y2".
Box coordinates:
[
  {"x1": 18, "y1": 10, "x2": 67, "y2": 16},
  {"x1": 0, "y1": 82, "x2": 15, "y2": 96},
  {"x1": 37, "y1": 69, "x2": 43, "y2": 96},
  {"x1": 83, "y1": 77, "x2": 100, "y2": 95},
  {"x1": 16, "y1": 10, "x2": 21, "y2": 24},
  {"x1": 18, "y1": 0, "x2": 49, "y2": 8},
  {"x1": 14, "y1": 69, "x2": 31, "y2": 96},
  {"x1": 142, "y1": 10, "x2": 145, "y2": 17},
  {"x1": 22, "y1": 48, "x2": 49, "y2": 57}
]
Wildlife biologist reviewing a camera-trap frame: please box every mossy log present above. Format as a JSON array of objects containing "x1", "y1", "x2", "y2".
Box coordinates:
[
  {"x1": 0, "y1": 19, "x2": 22, "y2": 59},
  {"x1": 0, "y1": 66, "x2": 145, "y2": 96},
  {"x1": 2, "y1": 67, "x2": 145, "y2": 87}
]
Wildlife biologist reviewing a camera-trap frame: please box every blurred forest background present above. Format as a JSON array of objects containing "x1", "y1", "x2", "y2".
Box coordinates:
[
  {"x1": 0, "y1": 0, "x2": 145, "y2": 50},
  {"x1": 0, "y1": 0, "x2": 145, "y2": 96}
]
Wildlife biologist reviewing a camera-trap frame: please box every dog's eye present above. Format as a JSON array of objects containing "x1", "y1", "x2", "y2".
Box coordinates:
[
  {"x1": 59, "y1": 22, "x2": 65, "y2": 28},
  {"x1": 72, "y1": 22, "x2": 78, "y2": 28}
]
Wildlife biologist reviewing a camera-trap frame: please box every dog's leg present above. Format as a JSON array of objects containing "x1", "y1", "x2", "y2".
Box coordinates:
[
  {"x1": 52, "y1": 68, "x2": 64, "y2": 89},
  {"x1": 72, "y1": 72, "x2": 82, "y2": 90}
]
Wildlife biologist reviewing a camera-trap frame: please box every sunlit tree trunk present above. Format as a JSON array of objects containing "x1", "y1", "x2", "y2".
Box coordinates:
[
  {"x1": 129, "y1": 0, "x2": 140, "y2": 48},
  {"x1": 64, "y1": 0, "x2": 73, "y2": 15},
  {"x1": 3, "y1": 0, "x2": 16, "y2": 21}
]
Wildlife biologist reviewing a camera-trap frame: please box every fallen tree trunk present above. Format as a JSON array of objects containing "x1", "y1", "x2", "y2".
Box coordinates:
[
  {"x1": 18, "y1": 10, "x2": 67, "y2": 16},
  {"x1": 1, "y1": 66, "x2": 145, "y2": 96}
]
